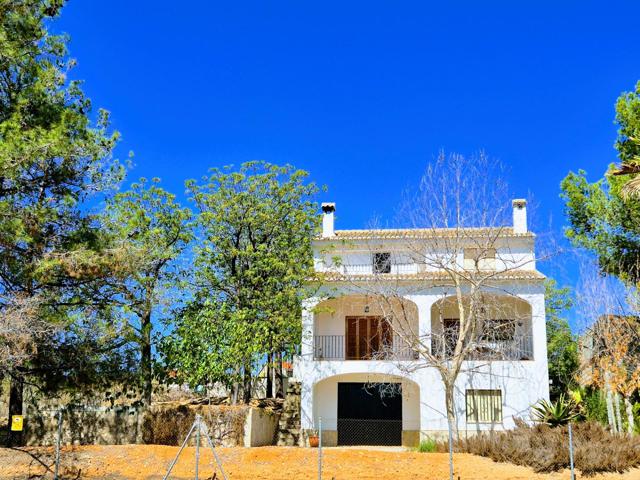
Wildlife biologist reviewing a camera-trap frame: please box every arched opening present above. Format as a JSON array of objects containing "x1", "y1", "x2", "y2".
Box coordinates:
[
  {"x1": 312, "y1": 373, "x2": 420, "y2": 447},
  {"x1": 313, "y1": 295, "x2": 419, "y2": 361},
  {"x1": 430, "y1": 294, "x2": 533, "y2": 360}
]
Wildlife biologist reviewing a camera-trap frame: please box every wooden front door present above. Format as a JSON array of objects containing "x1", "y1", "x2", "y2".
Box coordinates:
[{"x1": 345, "y1": 316, "x2": 392, "y2": 359}]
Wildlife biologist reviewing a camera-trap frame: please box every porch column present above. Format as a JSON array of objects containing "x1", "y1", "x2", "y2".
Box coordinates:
[
  {"x1": 301, "y1": 297, "x2": 320, "y2": 359},
  {"x1": 406, "y1": 293, "x2": 440, "y2": 353}
]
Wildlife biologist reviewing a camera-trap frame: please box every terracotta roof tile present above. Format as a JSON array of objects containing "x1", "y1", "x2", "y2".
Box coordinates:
[
  {"x1": 315, "y1": 226, "x2": 534, "y2": 241},
  {"x1": 316, "y1": 269, "x2": 545, "y2": 283}
]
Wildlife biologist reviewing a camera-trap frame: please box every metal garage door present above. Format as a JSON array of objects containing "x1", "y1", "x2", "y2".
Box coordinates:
[{"x1": 337, "y1": 382, "x2": 402, "y2": 446}]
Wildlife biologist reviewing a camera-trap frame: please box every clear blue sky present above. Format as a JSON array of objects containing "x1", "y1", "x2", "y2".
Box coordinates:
[{"x1": 54, "y1": 1, "x2": 639, "y2": 290}]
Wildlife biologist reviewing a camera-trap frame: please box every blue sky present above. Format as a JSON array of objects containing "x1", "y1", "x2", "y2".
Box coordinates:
[{"x1": 54, "y1": 1, "x2": 639, "y2": 292}]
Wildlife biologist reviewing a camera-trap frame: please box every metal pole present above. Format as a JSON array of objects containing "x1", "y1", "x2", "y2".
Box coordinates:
[
  {"x1": 54, "y1": 409, "x2": 63, "y2": 480},
  {"x1": 318, "y1": 416, "x2": 322, "y2": 480},
  {"x1": 202, "y1": 421, "x2": 229, "y2": 480},
  {"x1": 447, "y1": 418, "x2": 454, "y2": 480},
  {"x1": 568, "y1": 422, "x2": 575, "y2": 480},
  {"x1": 195, "y1": 415, "x2": 201, "y2": 480},
  {"x1": 162, "y1": 418, "x2": 198, "y2": 480}
]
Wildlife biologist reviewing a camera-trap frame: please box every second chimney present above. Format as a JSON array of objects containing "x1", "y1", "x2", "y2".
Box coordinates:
[
  {"x1": 512, "y1": 199, "x2": 527, "y2": 233},
  {"x1": 322, "y1": 202, "x2": 336, "y2": 237}
]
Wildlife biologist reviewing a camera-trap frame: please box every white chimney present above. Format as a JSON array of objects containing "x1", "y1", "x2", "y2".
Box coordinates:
[
  {"x1": 512, "y1": 199, "x2": 527, "y2": 233},
  {"x1": 321, "y1": 202, "x2": 335, "y2": 237}
]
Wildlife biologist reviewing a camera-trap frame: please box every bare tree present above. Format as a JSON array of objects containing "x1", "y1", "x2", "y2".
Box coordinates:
[
  {"x1": 0, "y1": 294, "x2": 54, "y2": 374},
  {"x1": 326, "y1": 152, "x2": 540, "y2": 441},
  {"x1": 576, "y1": 259, "x2": 640, "y2": 434}
]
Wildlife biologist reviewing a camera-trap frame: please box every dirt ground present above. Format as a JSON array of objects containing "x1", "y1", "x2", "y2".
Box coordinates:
[{"x1": 0, "y1": 445, "x2": 639, "y2": 480}]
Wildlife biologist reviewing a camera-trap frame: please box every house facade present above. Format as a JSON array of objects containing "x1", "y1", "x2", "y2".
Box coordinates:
[{"x1": 293, "y1": 200, "x2": 550, "y2": 447}]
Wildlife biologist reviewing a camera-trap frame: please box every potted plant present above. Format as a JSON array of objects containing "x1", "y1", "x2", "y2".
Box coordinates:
[{"x1": 308, "y1": 430, "x2": 320, "y2": 447}]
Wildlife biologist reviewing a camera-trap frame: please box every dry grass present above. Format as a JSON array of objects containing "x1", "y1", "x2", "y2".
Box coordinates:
[
  {"x1": 142, "y1": 404, "x2": 248, "y2": 446},
  {"x1": 456, "y1": 419, "x2": 640, "y2": 476}
]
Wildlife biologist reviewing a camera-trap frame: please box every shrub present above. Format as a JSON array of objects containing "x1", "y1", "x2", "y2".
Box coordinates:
[
  {"x1": 531, "y1": 394, "x2": 580, "y2": 426},
  {"x1": 416, "y1": 438, "x2": 438, "y2": 453},
  {"x1": 142, "y1": 404, "x2": 248, "y2": 446},
  {"x1": 582, "y1": 388, "x2": 609, "y2": 424},
  {"x1": 456, "y1": 419, "x2": 640, "y2": 476}
]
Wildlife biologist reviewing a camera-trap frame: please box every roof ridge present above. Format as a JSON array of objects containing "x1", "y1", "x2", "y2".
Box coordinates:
[{"x1": 315, "y1": 226, "x2": 535, "y2": 240}]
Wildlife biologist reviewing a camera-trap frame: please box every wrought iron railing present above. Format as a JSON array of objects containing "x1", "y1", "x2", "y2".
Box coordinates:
[
  {"x1": 320, "y1": 263, "x2": 420, "y2": 275},
  {"x1": 431, "y1": 334, "x2": 534, "y2": 361},
  {"x1": 313, "y1": 334, "x2": 534, "y2": 361},
  {"x1": 313, "y1": 335, "x2": 418, "y2": 361}
]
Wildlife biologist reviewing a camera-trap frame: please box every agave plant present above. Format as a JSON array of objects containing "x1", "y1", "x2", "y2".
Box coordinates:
[{"x1": 531, "y1": 394, "x2": 581, "y2": 427}]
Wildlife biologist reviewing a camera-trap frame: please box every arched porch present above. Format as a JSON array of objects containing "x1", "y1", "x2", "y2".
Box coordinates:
[
  {"x1": 311, "y1": 372, "x2": 420, "y2": 447},
  {"x1": 313, "y1": 294, "x2": 419, "y2": 361},
  {"x1": 430, "y1": 293, "x2": 534, "y2": 361}
]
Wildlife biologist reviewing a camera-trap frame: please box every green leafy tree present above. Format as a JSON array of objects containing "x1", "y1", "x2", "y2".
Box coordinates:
[
  {"x1": 99, "y1": 178, "x2": 192, "y2": 405},
  {"x1": 0, "y1": 0, "x2": 125, "y2": 443},
  {"x1": 561, "y1": 170, "x2": 640, "y2": 283},
  {"x1": 545, "y1": 279, "x2": 579, "y2": 400},
  {"x1": 162, "y1": 162, "x2": 319, "y2": 403},
  {"x1": 561, "y1": 80, "x2": 640, "y2": 283},
  {"x1": 611, "y1": 81, "x2": 640, "y2": 197}
]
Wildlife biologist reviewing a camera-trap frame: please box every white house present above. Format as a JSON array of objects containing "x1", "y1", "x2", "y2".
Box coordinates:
[{"x1": 293, "y1": 200, "x2": 550, "y2": 447}]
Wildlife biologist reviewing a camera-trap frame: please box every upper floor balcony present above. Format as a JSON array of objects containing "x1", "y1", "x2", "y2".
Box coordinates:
[
  {"x1": 308, "y1": 294, "x2": 536, "y2": 363},
  {"x1": 313, "y1": 248, "x2": 542, "y2": 282},
  {"x1": 312, "y1": 333, "x2": 534, "y2": 361},
  {"x1": 329, "y1": 262, "x2": 421, "y2": 276}
]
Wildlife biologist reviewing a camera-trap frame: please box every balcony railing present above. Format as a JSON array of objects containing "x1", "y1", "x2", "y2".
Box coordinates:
[
  {"x1": 313, "y1": 335, "x2": 418, "y2": 361},
  {"x1": 322, "y1": 263, "x2": 420, "y2": 275},
  {"x1": 313, "y1": 335, "x2": 534, "y2": 361},
  {"x1": 431, "y1": 334, "x2": 534, "y2": 361}
]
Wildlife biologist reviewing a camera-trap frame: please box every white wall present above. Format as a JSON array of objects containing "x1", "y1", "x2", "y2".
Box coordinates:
[
  {"x1": 313, "y1": 237, "x2": 536, "y2": 274},
  {"x1": 296, "y1": 282, "x2": 549, "y2": 435}
]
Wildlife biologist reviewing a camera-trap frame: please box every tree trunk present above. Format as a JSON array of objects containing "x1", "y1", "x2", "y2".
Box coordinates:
[
  {"x1": 242, "y1": 365, "x2": 252, "y2": 404},
  {"x1": 275, "y1": 352, "x2": 284, "y2": 399},
  {"x1": 266, "y1": 353, "x2": 273, "y2": 399},
  {"x1": 624, "y1": 396, "x2": 635, "y2": 435},
  {"x1": 231, "y1": 382, "x2": 239, "y2": 405},
  {"x1": 6, "y1": 375, "x2": 24, "y2": 447},
  {"x1": 614, "y1": 392, "x2": 624, "y2": 433},
  {"x1": 444, "y1": 381, "x2": 458, "y2": 441},
  {"x1": 140, "y1": 312, "x2": 153, "y2": 407},
  {"x1": 605, "y1": 380, "x2": 617, "y2": 432}
]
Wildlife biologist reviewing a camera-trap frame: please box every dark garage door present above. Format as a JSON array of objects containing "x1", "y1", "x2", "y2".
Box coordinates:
[{"x1": 337, "y1": 382, "x2": 402, "y2": 446}]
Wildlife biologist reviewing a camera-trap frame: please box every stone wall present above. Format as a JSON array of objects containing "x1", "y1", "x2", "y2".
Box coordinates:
[
  {"x1": 24, "y1": 406, "x2": 144, "y2": 446},
  {"x1": 276, "y1": 381, "x2": 302, "y2": 446},
  {"x1": 23, "y1": 402, "x2": 281, "y2": 447}
]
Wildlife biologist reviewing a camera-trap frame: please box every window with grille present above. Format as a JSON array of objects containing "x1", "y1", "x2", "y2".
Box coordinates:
[
  {"x1": 373, "y1": 252, "x2": 391, "y2": 273},
  {"x1": 466, "y1": 389, "x2": 503, "y2": 423}
]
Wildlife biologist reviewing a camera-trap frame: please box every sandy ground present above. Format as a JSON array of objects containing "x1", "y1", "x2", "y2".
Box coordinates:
[{"x1": 1, "y1": 445, "x2": 639, "y2": 480}]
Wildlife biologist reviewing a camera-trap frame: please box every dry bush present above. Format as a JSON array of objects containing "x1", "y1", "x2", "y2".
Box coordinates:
[
  {"x1": 455, "y1": 419, "x2": 640, "y2": 476},
  {"x1": 142, "y1": 404, "x2": 249, "y2": 446}
]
